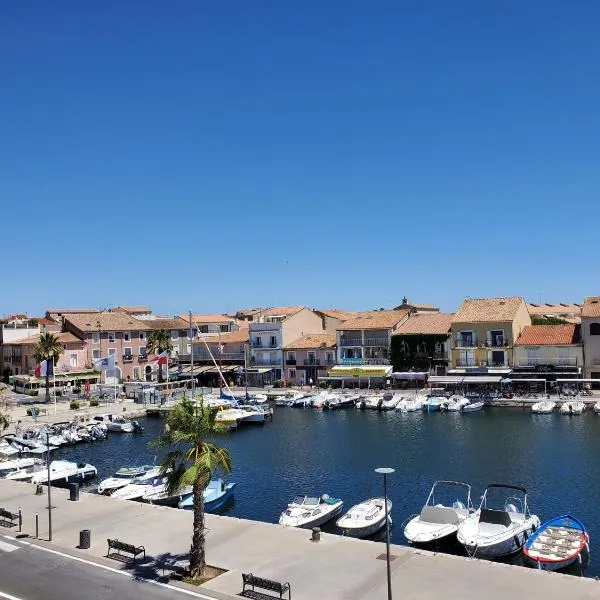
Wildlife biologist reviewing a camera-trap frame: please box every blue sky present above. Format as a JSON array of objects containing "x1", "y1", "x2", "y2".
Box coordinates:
[{"x1": 2, "y1": 1, "x2": 599, "y2": 317}]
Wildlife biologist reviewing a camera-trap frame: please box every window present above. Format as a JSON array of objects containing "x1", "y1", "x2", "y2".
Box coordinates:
[
  {"x1": 69, "y1": 353, "x2": 77, "y2": 367},
  {"x1": 219, "y1": 324, "x2": 228, "y2": 332},
  {"x1": 108, "y1": 331, "x2": 116, "y2": 343},
  {"x1": 326, "y1": 352, "x2": 334, "y2": 363},
  {"x1": 199, "y1": 325, "x2": 209, "y2": 333},
  {"x1": 287, "y1": 352, "x2": 296, "y2": 361},
  {"x1": 289, "y1": 369, "x2": 296, "y2": 379},
  {"x1": 270, "y1": 336, "x2": 277, "y2": 347},
  {"x1": 92, "y1": 349, "x2": 100, "y2": 359},
  {"x1": 590, "y1": 323, "x2": 600, "y2": 336},
  {"x1": 139, "y1": 346, "x2": 147, "y2": 357},
  {"x1": 139, "y1": 331, "x2": 146, "y2": 341},
  {"x1": 171, "y1": 330, "x2": 179, "y2": 341},
  {"x1": 108, "y1": 348, "x2": 116, "y2": 357},
  {"x1": 92, "y1": 332, "x2": 100, "y2": 344},
  {"x1": 123, "y1": 331, "x2": 131, "y2": 342},
  {"x1": 124, "y1": 347, "x2": 132, "y2": 358},
  {"x1": 133, "y1": 367, "x2": 140, "y2": 379}
]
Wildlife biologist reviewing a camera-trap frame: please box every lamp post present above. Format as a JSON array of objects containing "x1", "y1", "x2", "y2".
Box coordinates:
[
  {"x1": 46, "y1": 433, "x2": 52, "y2": 541},
  {"x1": 375, "y1": 467, "x2": 395, "y2": 600}
]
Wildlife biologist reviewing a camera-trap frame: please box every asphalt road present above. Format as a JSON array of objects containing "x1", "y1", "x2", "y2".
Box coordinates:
[{"x1": 0, "y1": 537, "x2": 222, "y2": 600}]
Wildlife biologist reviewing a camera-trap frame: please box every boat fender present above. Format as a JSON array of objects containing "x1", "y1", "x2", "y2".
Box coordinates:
[
  {"x1": 513, "y1": 534, "x2": 521, "y2": 549},
  {"x1": 531, "y1": 523, "x2": 537, "y2": 533},
  {"x1": 523, "y1": 530, "x2": 529, "y2": 543}
]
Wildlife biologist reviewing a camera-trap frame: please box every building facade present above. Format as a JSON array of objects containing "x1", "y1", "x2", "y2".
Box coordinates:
[
  {"x1": 283, "y1": 333, "x2": 336, "y2": 385},
  {"x1": 581, "y1": 297, "x2": 600, "y2": 384}
]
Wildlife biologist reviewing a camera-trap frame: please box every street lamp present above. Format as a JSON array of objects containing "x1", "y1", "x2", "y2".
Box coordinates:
[
  {"x1": 46, "y1": 433, "x2": 52, "y2": 541},
  {"x1": 375, "y1": 467, "x2": 395, "y2": 600}
]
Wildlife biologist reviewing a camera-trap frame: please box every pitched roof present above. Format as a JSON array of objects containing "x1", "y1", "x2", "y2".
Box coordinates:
[
  {"x1": 64, "y1": 312, "x2": 147, "y2": 332},
  {"x1": 582, "y1": 297, "x2": 600, "y2": 318},
  {"x1": 453, "y1": 297, "x2": 524, "y2": 323},
  {"x1": 144, "y1": 317, "x2": 189, "y2": 330},
  {"x1": 314, "y1": 309, "x2": 357, "y2": 321},
  {"x1": 338, "y1": 310, "x2": 409, "y2": 331},
  {"x1": 196, "y1": 329, "x2": 249, "y2": 344},
  {"x1": 188, "y1": 314, "x2": 236, "y2": 324},
  {"x1": 527, "y1": 303, "x2": 582, "y2": 315},
  {"x1": 284, "y1": 333, "x2": 336, "y2": 350},
  {"x1": 393, "y1": 313, "x2": 454, "y2": 336},
  {"x1": 258, "y1": 306, "x2": 305, "y2": 318},
  {"x1": 515, "y1": 324, "x2": 580, "y2": 346},
  {"x1": 10, "y1": 332, "x2": 84, "y2": 346},
  {"x1": 113, "y1": 305, "x2": 152, "y2": 314}
]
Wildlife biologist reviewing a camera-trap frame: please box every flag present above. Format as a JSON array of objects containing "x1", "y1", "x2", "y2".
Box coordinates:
[
  {"x1": 93, "y1": 355, "x2": 116, "y2": 371},
  {"x1": 151, "y1": 350, "x2": 169, "y2": 365},
  {"x1": 35, "y1": 360, "x2": 47, "y2": 378},
  {"x1": 85, "y1": 380, "x2": 90, "y2": 393}
]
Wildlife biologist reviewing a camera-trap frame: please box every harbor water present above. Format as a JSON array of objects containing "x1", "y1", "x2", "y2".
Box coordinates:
[{"x1": 53, "y1": 406, "x2": 600, "y2": 576}]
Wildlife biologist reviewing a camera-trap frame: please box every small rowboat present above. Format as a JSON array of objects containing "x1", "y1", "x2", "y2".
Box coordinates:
[{"x1": 523, "y1": 514, "x2": 589, "y2": 571}]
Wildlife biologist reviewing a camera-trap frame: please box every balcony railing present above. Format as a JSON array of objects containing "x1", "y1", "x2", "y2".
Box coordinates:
[
  {"x1": 455, "y1": 336, "x2": 477, "y2": 348},
  {"x1": 251, "y1": 342, "x2": 279, "y2": 349},
  {"x1": 250, "y1": 357, "x2": 281, "y2": 366},
  {"x1": 340, "y1": 338, "x2": 362, "y2": 346},
  {"x1": 303, "y1": 358, "x2": 321, "y2": 366},
  {"x1": 122, "y1": 355, "x2": 133, "y2": 363},
  {"x1": 486, "y1": 337, "x2": 508, "y2": 348},
  {"x1": 412, "y1": 351, "x2": 448, "y2": 360},
  {"x1": 285, "y1": 358, "x2": 297, "y2": 365},
  {"x1": 363, "y1": 337, "x2": 389, "y2": 347},
  {"x1": 138, "y1": 354, "x2": 148, "y2": 362},
  {"x1": 340, "y1": 358, "x2": 391, "y2": 366},
  {"x1": 455, "y1": 360, "x2": 509, "y2": 368},
  {"x1": 515, "y1": 357, "x2": 578, "y2": 367}
]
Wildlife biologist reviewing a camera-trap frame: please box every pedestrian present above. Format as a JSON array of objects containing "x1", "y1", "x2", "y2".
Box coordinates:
[
  {"x1": 309, "y1": 377, "x2": 313, "y2": 389},
  {"x1": 15, "y1": 420, "x2": 22, "y2": 436}
]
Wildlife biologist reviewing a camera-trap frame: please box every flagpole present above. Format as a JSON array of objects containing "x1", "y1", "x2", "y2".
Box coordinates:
[
  {"x1": 53, "y1": 356, "x2": 56, "y2": 415},
  {"x1": 189, "y1": 311, "x2": 195, "y2": 399}
]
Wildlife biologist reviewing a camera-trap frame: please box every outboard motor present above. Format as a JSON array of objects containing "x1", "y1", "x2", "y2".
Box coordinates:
[{"x1": 132, "y1": 421, "x2": 144, "y2": 433}]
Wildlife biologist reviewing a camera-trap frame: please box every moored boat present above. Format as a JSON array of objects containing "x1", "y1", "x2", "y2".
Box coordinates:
[
  {"x1": 523, "y1": 514, "x2": 589, "y2": 571},
  {"x1": 594, "y1": 401, "x2": 600, "y2": 414},
  {"x1": 531, "y1": 400, "x2": 555, "y2": 414},
  {"x1": 97, "y1": 464, "x2": 155, "y2": 495},
  {"x1": 461, "y1": 401, "x2": 484, "y2": 413},
  {"x1": 559, "y1": 401, "x2": 585, "y2": 415},
  {"x1": 178, "y1": 479, "x2": 236, "y2": 512},
  {"x1": 30, "y1": 460, "x2": 97, "y2": 486},
  {"x1": 336, "y1": 497, "x2": 391, "y2": 538},
  {"x1": 279, "y1": 494, "x2": 343, "y2": 528},
  {"x1": 422, "y1": 396, "x2": 445, "y2": 412}
]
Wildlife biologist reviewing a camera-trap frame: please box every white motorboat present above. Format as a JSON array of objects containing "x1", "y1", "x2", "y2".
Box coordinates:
[
  {"x1": 422, "y1": 396, "x2": 445, "y2": 412},
  {"x1": 336, "y1": 497, "x2": 392, "y2": 538},
  {"x1": 0, "y1": 439, "x2": 20, "y2": 457},
  {"x1": 30, "y1": 460, "x2": 97, "y2": 486},
  {"x1": 325, "y1": 393, "x2": 358, "y2": 410},
  {"x1": 0, "y1": 457, "x2": 41, "y2": 477},
  {"x1": 5, "y1": 460, "x2": 45, "y2": 481},
  {"x1": 93, "y1": 414, "x2": 134, "y2": 432},
  {"x1": 97, "y1": 464, "x2": 155, "y2": 495},
  {"x1": 404, "y1": 480, "x2": 473, "y2": 544},
  {"x1": 380, "y1": 393, "x2": 401, "y2": 411},
  {"x1": 594, "y1": 401, "x2": 600, "y2": 414},
  {"x1": 457, "y1": 484, "x2": 540, "y2": 558},
  {"x1": 312, "y1": 391, "x2": 337, "y2": 410},
  {"x1": 361, "y1": 395, "x2": 383, "y2": 410},
  {"x1": 238, "y1": 405, "x2": 267, "y2": 423},
  {"x1": 111, "y1": 467, "x2": 162, "y2": 500},
  {"x1": 462, "y1": 401, "x2": 484, "y2": 413},
  {"x1": 531, "y1": 400, "x2": 556, "y2": 414},
  {"x1": 443, "y1": 396, "x2": 470, "y2": 412},
  {"x1": 279, "y1": 494, "x2": 344, "y2": 528},
  {"x1": 142, "y1": 478, "x2": 193, "y2": 506},
  {"x1": 397, "y1": 396, "x2": 424, "y2": 412},
  {"x1": 560, "y1": 401, "x2": 585, "y2": 415}
]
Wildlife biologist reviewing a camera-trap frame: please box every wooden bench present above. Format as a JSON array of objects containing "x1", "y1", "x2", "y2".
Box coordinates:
[
  {"x1": 241, "y1": 573, "x2": 291, "y2": 599},
  {"x1": 106, "y1": 538, "x2": 145, "y2": 562},
  {"x1": 0, "y1": 508, "x2": 19, "y2": 528}
]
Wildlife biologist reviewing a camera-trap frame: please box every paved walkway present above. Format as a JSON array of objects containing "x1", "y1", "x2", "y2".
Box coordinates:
[{"x1": 0, "y1": 480, "x2": 597, "y2": 599}]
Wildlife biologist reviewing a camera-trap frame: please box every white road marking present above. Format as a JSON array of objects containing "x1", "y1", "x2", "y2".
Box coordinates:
[
  {"x1": 0, "y1": 536, "x2": 218, "y2": 600},
  {"x1": 0, "y1": 541, "x2": 19, "y2": 553}
]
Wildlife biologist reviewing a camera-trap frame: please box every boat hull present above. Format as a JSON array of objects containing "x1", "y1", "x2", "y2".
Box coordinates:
[
  {"x1": 339, "y1": 516, "x2": 390, "y2": 538},
  {"x1": 280, "y1": 502, "x2": 344, "y2": 529}
]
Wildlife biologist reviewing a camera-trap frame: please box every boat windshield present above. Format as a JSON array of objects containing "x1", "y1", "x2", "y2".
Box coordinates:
[
  {"x1": 292, "y1": 495, "x2": 305, "y2": 505},
  {"x1": 305, "y1": 497, "x2": 320, "y2": 506}
]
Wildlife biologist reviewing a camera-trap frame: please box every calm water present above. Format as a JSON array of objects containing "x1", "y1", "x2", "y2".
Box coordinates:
[{"x1": 56, "y1": 406, "x2": 600, "y2": 577}]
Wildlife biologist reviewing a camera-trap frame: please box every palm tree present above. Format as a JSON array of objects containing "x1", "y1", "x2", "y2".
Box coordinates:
[
  {"x1": 33, "y1": 333, "x2": 63, "y2": 403},
  {"x1": 152, "y1": 398, "x2": 231, "y2": 579},
  {"x1": 0, "y1": 411, "x2": 8, "y2": 432},
  {"x1": 146, "y1": 329, "x2": 173, "y2": 383}
]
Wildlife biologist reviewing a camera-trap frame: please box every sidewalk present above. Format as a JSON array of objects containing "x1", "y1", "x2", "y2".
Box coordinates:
[{"x1": 0, "y1": 480, "x2": 597, "y2": 600}]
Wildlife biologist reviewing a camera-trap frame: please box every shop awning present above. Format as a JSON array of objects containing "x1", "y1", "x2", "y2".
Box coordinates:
[
  {"x1": 391, "y1": 372, "x2": 428, "y2": 380},
  {"x1": 328, "y1": 365, "x2": 393, "y2": 377},
  {"x1": 461, "y1": 376, "x2": 503, "y2": 384},
  {"x1": 447, "y1": 369, "x2": 511, "y2": 375},
  {"x1": 428, "y1": 376, "x2": 464, "y2": 384}
]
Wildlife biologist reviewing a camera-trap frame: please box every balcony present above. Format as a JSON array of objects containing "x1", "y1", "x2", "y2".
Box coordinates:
[
  {"x1": 285, "y1": 358, "x2": 297, "y2": 365},
  {"x1": 455, "y1": 359, "x2": 509, "y2": 368},
  {"x1": 486, "y1": 337, "x2": 508, "y2": 348},
  {"x1": 251, "y1": 342, "x2": 279, "y2": 349},
  {"x1": 363, "y1": 337, "x2": 389, "y2": 347},
  {"x1": 340, "y1": 358, "x2": 391, "y2": 366},
  {"x1": 303, "y1": 358, "x2": 321, "y2": 366},
  {"x1": 249, "y1": 323, "x2": 281, "y2": 332},
  {"x1": 122, "y1": 354, "x2": 133, "y2": 363},
  {"x1": 515, "y1": 357, "x2": 578, "y2": 367},
  {"x1": 455, "y1": 336, "x2": 477, "y2": 348},
  {"x1": 413, "y1": 351, "x2": 448, "y2": 361},
  {"x1": 250, "y1": 357, "x2": 281, "y2": 366},
  {"x1": 138, "y1": 354, "x2": 148, "y2": 362},
  {"x1": 340, "y1": 338, "x2": 362, "y2": 346}
]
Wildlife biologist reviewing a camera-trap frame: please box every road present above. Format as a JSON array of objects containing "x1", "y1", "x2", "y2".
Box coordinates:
[{"x1": 0, "y1": 536, "x2": 229, "y2": 600}]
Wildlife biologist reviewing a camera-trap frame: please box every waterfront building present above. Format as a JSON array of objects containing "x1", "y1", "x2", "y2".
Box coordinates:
[
  {"x1": 449, "y1": 297, "x2": 531, "y2": 379},
  {"x1": 248, "y1": 307, "x2": 326, "y2": 384},
  {"x1": 187, "y1": 313, "x2": 242, "y2": 336},
  {"x1": 390, "y1": 313, "x2": 454, "y2": 375},
  {"x1": 113, "y1": 305, "x2": 153, "y2": 317},
  {"x1": 527, "y1": 303, "x2": 582, "y2": 324},
  {"x1": 283, "y1": 333, "x2": 336, "y2": 385},
  {"x1": 393, "y1": 297, "x2": 441, "y2": 313},
  {"x1": 581, "y1": 297, "x2": 600, "y2": 385},
  {"x1": 513, "y1": 325, "x2": 582, "y2": 389}
]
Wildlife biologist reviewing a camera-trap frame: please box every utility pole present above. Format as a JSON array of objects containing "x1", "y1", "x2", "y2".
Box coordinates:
[
  {"x1": 189, "y1": 311, "x2": 195, "y2": 399},
  {"x1": 46, "y1": 433, "x2": 52, "y2": 541}
]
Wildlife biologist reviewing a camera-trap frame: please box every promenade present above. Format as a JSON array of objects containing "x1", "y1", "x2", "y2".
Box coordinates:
[{"x1": 0, "y1": 480, "x2": 598, "y2": 600}]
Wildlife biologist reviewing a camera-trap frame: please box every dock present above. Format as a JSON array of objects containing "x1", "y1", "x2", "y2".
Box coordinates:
[{"x1": 0, "y1": 480, "x2": 597, "y2": 599}]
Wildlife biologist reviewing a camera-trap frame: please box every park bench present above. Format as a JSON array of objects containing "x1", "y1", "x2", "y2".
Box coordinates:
[
  {"x1": 241, "y1": 573, "x2": 291, "y2": 599},
  {"x1": 106, "y1": 538, "x2": 145, "y2": 562},
  {"x1": 0, "y1": 508, "x2": 20, "y2": 528}
]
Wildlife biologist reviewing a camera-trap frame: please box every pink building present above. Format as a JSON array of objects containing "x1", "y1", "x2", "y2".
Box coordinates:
[{"x1": 283, "y1": 333, "x2": 337, "y2": 384}]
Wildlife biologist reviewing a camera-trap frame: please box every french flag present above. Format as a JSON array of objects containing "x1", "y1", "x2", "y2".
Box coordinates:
[
  {"x1": 152, "y1": 350, "x2": 169, "y2": 365},
  {"x1": 34, "y1": 360, "x2": 48, "y2": 378}
]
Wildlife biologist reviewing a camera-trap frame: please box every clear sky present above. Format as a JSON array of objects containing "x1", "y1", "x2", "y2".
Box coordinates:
[{"x1": 2, "y1": 1, "x2": 599, "y2": 317}]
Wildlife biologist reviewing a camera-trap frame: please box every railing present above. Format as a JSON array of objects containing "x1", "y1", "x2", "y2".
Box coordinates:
[
  {"x1": 250, "y1": 357, "x2": 281, "y2": 366},
  {"x1": 303, "y1": 358, "x2": 321, "y2": 366},
  {"x1": 285, "y1": 358, "x2": 297, "y2": 365},
  {"x1": 122, "y1": 355, "x2": 133, "y2": 363},
  {"x1": 455, "y1": 336, "x2": 477, "y2": 348},
  {"x1": 340, "y1": 338, "x2": 362, "y2": 346},
  {"x1": 251, "y1": 342, "x2": 279, "y2": 349},
  {"x1": 138, "y1": 354, "x2": 148, "y2": 362},
  {"x1": 249, "y1": 323, "x2": 281, "y2": 332},
  {"x1": 340, "y1": 358, "x2": 391, "y2": 366},
  {"x1": 363, "y1": 337, "x2": 389, "y2": 347},
  {"x1": 486, "y1": 337, "x2": 508, "y2": 348},
  {"x1": 412, "y1": 351, "x2": 448, "y2": 360},
  {"x1": 455, "y1": 360, "x2": 509, "y2": 368},
  {"x1": 515, "y1": 357, "x2": 578, "y2": 367}
]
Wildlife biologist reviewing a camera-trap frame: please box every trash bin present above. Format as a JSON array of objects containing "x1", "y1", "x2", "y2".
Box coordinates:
[
  {"x1": 79, "y1": 529, "x2": 91, "y2": 549},
  {"x1": 69, "y1": 482, "x2": 80, "y2": 501}
]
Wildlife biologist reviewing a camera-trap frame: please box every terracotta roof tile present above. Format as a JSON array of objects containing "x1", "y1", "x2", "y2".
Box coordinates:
[
  {"x1": 197, "y1": 329, "x2": 249, "y2": 344},
  {"x1": 582, "y1": 297, "x2": 600, "y2": 318},
  {"x1": 393, "y1": 313, "x2": 454, "y2": 336},
  {"x1": 113, "y1": 306, "x2": 152, "y2": 314},
  {"x1": 188, "y1": 314, "x2": 237, "y2": 324},
  {"x1": 65, "y1": 312, "x2": 147, "y2": 332},
  {"x1": 453, "y1": 297, "x2": 525, "y2": 323},
  {"x1": 284, "y1": 333, "x2": 336, "y2": 350},
  {"x1": 144, "y1": 318, "x2": 189, "y2": 330},
  {"x1": 315, "y1": 309, "x2": 358, "y2": 321},
  {"x1": 10, "y1": 332, "x2": 84, "y2": 346},
  {"x1": 527, "y1": 303, "x2": 582, "y2": 316},
  {"x1": 257, "y1": 306, "x2": 305, "y2": 318},
  {"x1": 338, "y1": 310, "x2": 409, "y2": 331},
  {"x1": 515, "y1": 325, "x2": 580, "y2": 346}
]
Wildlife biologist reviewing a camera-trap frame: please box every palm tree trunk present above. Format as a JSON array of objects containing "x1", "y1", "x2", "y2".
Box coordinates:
[
  {"x1": 190, "y1": 475, "x2": 206, "y2": 579},
  {"x1": 45, "y1": 371, "x2": 50, "y2": 403}
]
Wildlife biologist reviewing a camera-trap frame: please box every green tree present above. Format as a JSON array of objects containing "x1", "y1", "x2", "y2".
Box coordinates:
[
  {"x1": 33, "y1": 333, "x2": 63, "y2": 403},
  {"x1": 151, "y1": 399, "x2": 232, "y2": 579},
  {"x1": 146, "y1": 329, "x2": 173, "y2": 383},
  {"x1": 531, "y1": 316, "x2": 569, "y2": 325},
  {"x1": 0, "y1": 384, "x2": 8, "y2": 430}
]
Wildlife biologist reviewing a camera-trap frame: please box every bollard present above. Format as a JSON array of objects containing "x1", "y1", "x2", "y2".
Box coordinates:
[
  {"x1": 311, "y1": 527, "x2": 321, "y2": 542},
  {"x1": 35, "y1": 513, "x2": 39, "y2": 538},
  {"x1": 69, "y1": 482, "x2": 80, "y2": 502},
  {"x1": 18, "y1": 508, "x2": 22, "y2": 533},
  {"x1": 79, "y1": 529, "x2": 91, "y2": 549},
  {"x1": 35, "y1": 484, "x2": 43, "y2": 496}
]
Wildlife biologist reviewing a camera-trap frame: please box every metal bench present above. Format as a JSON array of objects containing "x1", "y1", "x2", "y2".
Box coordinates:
[
  {"x1": 0, "y1": 508, "x2": 20, "y2": 528},
  {"x1": 106, "y1": 538, "x2": 145, "y2": 562},
  {"x1": 241, "y1": 573, "x2": 291, "y2": 599}
]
